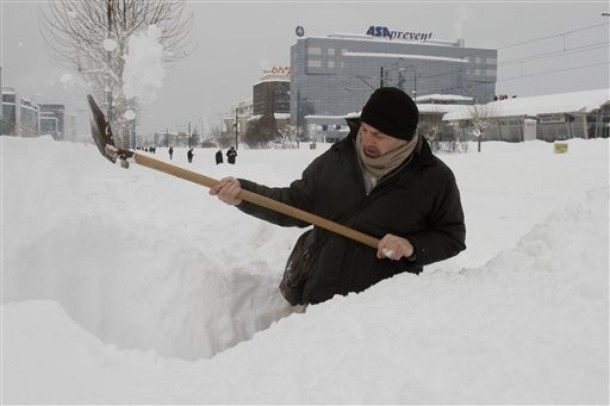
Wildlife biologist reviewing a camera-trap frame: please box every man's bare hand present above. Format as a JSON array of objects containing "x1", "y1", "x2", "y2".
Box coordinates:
[
  {"x1": 377, "y1": 234, "x2": 414, "y2": 261},
  {"x1": 209, "y1": 177, "x2": 243, "y2": 206}
]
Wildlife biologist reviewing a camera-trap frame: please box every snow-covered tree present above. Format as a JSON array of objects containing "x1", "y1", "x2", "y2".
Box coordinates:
[
  {"x1": 419, "y1": 109, "x2": 468, "y2": 153},
  {"x1": 41, "y1": 0, "x2": 193, "y2": 148},
  {"x1": 244, "y1": 114, "x2": 280, "y2": 149},
  {"x1": 468, "y1": 103, "x2": 496, "y2": 153}
]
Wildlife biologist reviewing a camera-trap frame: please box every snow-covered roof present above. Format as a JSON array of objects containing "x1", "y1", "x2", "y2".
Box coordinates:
[
  {"x1": 443, "y1": 88, "x2": 610, "y2": 121},
  {"x1": 418, "y1": 104, "x2": 471, "y2": 114},
  {"x1": 288, "y1": 88, "x2": 609, "y2": 124},
  {"x1": 343, "y1": 51, "x2": 468, "y2": 64},
  {"x1": 246, "y1": 113, "x2": 290, "y2": 121},
  {"x1": 304, "y1": 114, "x2": 349, "y2": 120},
  {"x1": 253, "y1": 76, "x2": 290, "y2": 87},
  {"x1": 416, "y1": 94, "x2": 474, "y2": 103},
  {"x1": 343, "y1": 104, "x2": 469, "y2": 118}
]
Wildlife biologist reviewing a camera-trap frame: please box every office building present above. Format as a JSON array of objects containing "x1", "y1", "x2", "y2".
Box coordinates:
[
  {"x1": 251, "y1": 67, "x2": 291, "y2": 137},
  {"x1": 253, "y1": 67, "x2": 290, "y2": 116},
  {"x1": 39, "y1": 104, "x2": 66, "y2": 140},
  {"x1": 290, "y1": 29, "x2": 497, "y2": 139},
  {"x1": 1, "y1": 87, "x2": 39, "y2": 136}
]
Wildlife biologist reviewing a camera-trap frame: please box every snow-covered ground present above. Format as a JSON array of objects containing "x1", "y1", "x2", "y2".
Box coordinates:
[{"x1": 1, "y1": 135, "x2": 608, "y2": 404}]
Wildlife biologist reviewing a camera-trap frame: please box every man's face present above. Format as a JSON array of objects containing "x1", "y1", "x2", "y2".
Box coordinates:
[{"x1": 359, "y1": 122, "x2": 408, "y2": 158}]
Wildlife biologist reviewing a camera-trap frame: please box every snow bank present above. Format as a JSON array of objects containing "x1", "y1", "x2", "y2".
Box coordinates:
[{"x1": 1, "y1": 136, "x2": 296, "y2": 361}]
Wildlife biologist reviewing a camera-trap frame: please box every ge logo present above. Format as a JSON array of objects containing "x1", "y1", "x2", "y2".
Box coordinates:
[{"x1": 295, "y1": 26, "x2": 305, "y2": 37}]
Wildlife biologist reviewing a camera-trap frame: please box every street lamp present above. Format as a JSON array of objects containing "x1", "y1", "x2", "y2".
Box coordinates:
[
  {"x1": 399, "y1": 65, "x2": 417, "y2": 101},
  {"x1": 234, "y1": 109, "x2": 240, "y2": 150}
]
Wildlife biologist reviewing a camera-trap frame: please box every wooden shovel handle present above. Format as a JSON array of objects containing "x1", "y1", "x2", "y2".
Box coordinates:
[{"x1": 133, "y1": 152, "x2": 380, "y2": 249}]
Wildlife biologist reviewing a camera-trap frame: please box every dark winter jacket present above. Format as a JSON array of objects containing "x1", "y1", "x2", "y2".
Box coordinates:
[
  {"x1": 226, "y1": 148, "x2": 237, "y2": 164},
  {"x1": 237, "y1": 126, "x2": 466, "y2": 304}
]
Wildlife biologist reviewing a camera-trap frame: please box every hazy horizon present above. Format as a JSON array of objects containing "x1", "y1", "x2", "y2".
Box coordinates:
[{"x1": 1, "y1": 0, "x2": 608, "y2": 137}]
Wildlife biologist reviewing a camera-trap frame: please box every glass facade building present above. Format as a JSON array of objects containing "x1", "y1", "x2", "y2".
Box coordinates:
[
  {"x1": 253, "y1": 75, "x2": 290, "y2": 116},
  {"x1": 290, "y1": 33, "x2": 497, "y2": 137}
]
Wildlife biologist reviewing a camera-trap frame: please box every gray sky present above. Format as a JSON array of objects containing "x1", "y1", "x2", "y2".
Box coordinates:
[{"x1": 1, "y1": 0, "x2": 609, "y2": 136}]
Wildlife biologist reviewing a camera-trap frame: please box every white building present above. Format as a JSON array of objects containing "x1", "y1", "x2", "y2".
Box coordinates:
[{"x1": 443, "y1": 88, "x2": 610, "y2": 142}]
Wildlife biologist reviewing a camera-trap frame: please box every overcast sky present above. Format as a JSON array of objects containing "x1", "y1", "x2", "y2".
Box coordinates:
[{"x1": 1, "y1": 0, "x2": 609, "y2": 136}]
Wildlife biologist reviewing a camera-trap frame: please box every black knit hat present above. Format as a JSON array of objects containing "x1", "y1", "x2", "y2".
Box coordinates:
[{"x1": 360, "y1": 87, "x2": 419, "y2": 140}]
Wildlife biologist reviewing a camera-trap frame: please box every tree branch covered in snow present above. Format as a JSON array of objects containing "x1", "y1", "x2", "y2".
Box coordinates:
[
  {"x1": 40, "y1": 0, "x2": 194, "y2": 148},
  {"x1": 468, "y1": 103, "x2": 497, "y2": 152}
]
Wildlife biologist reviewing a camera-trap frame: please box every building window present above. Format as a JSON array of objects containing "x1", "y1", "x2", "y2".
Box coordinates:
[
  {"x1": 328, "y1": 61, "x2": 335, "y2": 68},
  {"x1": 486, "y1": 57, "x2": 497, "y2": 64},
  {"x1": 307, "y1": 60, "x2": 322, "y2": 68},
  {"x1": 475, "y1": 57, "x2": 482, "y2": 64},
  {"x1": 486, "y1": 68, "x2": 496, "y2": 76},
  {"x1": 328, "y1": 48, "x2": 335, "y2": 55},
  {"x1": 474, "y1": 69, "x2": 482, "y2": 76},
  {"x1": 307, "y1": 47, "x2": 322, "y2": 55}
]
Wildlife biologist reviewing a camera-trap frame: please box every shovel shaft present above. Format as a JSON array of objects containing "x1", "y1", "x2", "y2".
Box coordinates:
[{"x1": 133, "y1": 152, "x2": 380, "y2": 249}]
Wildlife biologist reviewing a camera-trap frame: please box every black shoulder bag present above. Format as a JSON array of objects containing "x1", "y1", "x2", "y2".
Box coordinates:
[{"x1": 279, "y1": 228, "x2": 319, "y2": 306}]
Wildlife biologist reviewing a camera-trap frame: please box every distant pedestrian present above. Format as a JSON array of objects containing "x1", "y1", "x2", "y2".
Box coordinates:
[
  {"x1": 215, "y1": 149, "x2": 224, "y2": 165},
  {"x1": 187, "y1": 148, "x2": 194, "y2": 163},
  {"x1": 226, "y1": 146, "x2": 237, "y2": 164},
  {"x1": 169, "y1": 146, "x2": 174, "y2": 160}
]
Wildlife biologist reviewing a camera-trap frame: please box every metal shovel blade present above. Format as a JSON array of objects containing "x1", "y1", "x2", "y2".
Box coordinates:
[{"x1": 87, "y1": 94, "x2": 117, "y2": 163}]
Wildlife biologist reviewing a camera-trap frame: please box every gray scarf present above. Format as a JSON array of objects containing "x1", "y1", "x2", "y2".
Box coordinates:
[{"x1": 356, "y1": 131, "x2": 419, "y2": 192}]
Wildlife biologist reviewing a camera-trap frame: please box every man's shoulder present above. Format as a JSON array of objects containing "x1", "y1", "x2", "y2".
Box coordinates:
[
  {"x1": 412, "y1": 138, "x2": 457, "y2": 180},
  {"x1": 421, "y1": 154, "x2": 458, "y2": 186},
  {"x1": 303, "y1": 136, "x2": 355, "y2": 175},
  {"x1": 329, "y1": 135, "x2": 355, "y2": 153}
]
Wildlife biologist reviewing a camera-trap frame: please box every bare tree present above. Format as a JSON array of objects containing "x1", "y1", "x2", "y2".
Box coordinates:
[
  {"x1": 419, "y1": 110, "x2": 468, "y2": 153},
  {"x1": 245, "y1": 90, "x2": 281, "y2": 149},
  {"x1": 41, "y1": 0, "x2": 193, "y2": 148},
  {"x1": 418, "y1": 112, "x2": 445, "y2": 152},
  {"x1": 468, "y1": 103, "x2": 497, "y2": 152}
]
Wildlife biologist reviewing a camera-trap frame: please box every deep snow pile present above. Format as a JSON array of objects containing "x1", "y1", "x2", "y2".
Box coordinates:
[
  {"x1": 1, "y1": 136, "x2": 608, "y2": 404},
  {"x1": 1, "y1": 136, "x2": 302, "y2": 361}
]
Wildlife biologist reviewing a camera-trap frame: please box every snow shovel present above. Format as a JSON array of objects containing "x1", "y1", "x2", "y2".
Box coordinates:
[{"x1": 87, "y1": 95, "x2": 380, "y2": 250}]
